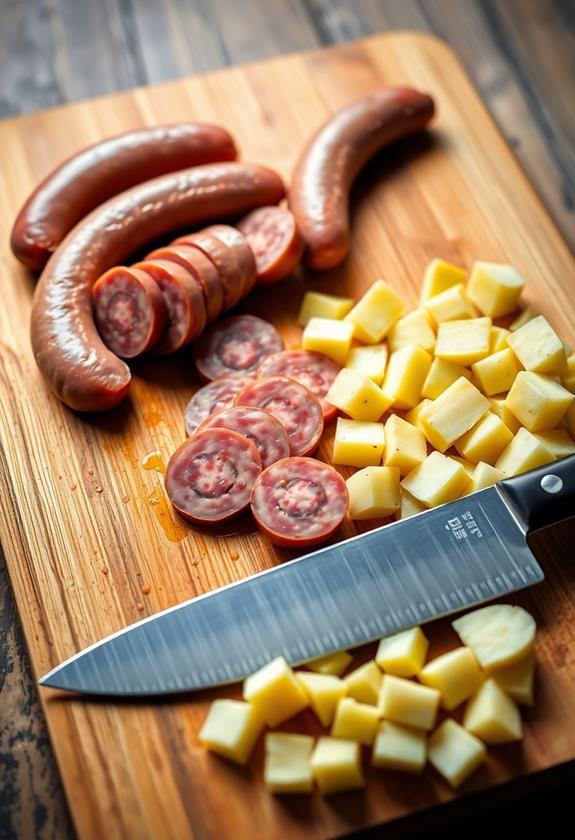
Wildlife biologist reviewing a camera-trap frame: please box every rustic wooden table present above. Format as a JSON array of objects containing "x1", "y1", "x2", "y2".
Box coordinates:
[{"x1": 0, "y1": 1, "x2": 573, "y2": 837}]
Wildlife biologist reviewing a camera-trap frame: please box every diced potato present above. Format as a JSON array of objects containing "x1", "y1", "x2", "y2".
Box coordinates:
[
  {"x1": 428, "y1": 719, "x2": 486, "y2": 789},
  {"x1": 419, "y1": 377, "x2": 490, "y2": 452},
  {"x1": 420, "y1": 258, "x2": 467, "y2": 303},
  {"x1": 472, "y1": 348, "x2": 520, "y2": 396},
  {"x1": 305, "y1": 650, "x2": 353, "y2": 677},
  {"x1": 452, "y1": 604, "x2": 536, "y2": 670},
  {"x1": 510, "y1": 307, "x2": 538, "y2": 331},
  {"x1": 372, "y1": 721, "x2": 427, "y2": 774},
  {"x1": 454, "y1": 412, "x2": 514, "y2": 465},
  {"x1": 332, "y1": 418, "x2": 385, "y2": 467},
  {"x1": 470, "y1": 462, "x2": 505, "y2": 492},
  {"x1": 490, "y1": 326, "x2": 511, "y2": 354},
  {"x1": 495, "y1": 427, "x2": 556, "y2": 475},
  {"x1": 302, "y1": 317, "x2": 355, "y2": 365},
  {"x1": 401, "y1": 452, "x2": 470, "y2": 507},
  {"x1": 388, "y1": 308, "x2": 436, "y2": 353},
  {"x1": 331, "y1": 697, "x2": 380, "y2": 746},
  {"x1": 419, "y1": 647, "x2": 483, "y2": 711},
  {"x1": 346, "y1": 344, "x2": 388, "y2": 385},
  {"x1": 311, "y1": 737, "x2": 364, "y2": 794},
  {"x1": 397, "y1": 488, "x2": 427, "y2": 519},
  {"x1": 507, "y1": 315, "x2": 566, "y2": 374},
  {"x1": 381, "y1": 344, "x2": 433, "y2": 410},
  {"x1": 326, "y1": 368, "x2": 391, "y2": 421},
  {"x1": 463, "y1": 679, "x2": 522, "y2": 744},
  {"x1": 561, "y1": 351, "x2": 575, "y2": 392},
  {"x1": 344, "y1": 280, "x2": 405, "y2": 343},
  {"x1": 566, "y1": 402, "x2": 575, "y2": 438},
  {"x1": 421, "y1": 358, "x2": 472, "y2": 401},
  {"x1": 490, "y1": 651, "x2": 535, "y2": 706},
  {"x1": 378, "y1": 675, "x2": 440, "y2": 731},
  {"x1": 450, "y1": 456, "x2": 475, "y2": 476},
  {"x1": 467, "y1": 262, "x2": 525, "y2": 317},
  {"x1": 383, "y1": 414, "x2": 427, "y2": 475},
  {"x1": 489, "y1": 397, "x2": 521, "y2": 434},
  {"x1": 404, "y1": 398, "x2": 433, "y2": 430},
  {"x1": 346, "y1": 466, "x2": 400, "y2": 519},
  {"x1": 199, "y1": 700, "x2": 265, "y2": 765},
  {"x1": 343, "y1": 660, "x2": 383, "y2": 705},
  {"x1": 243, "y1": 656, "x2": 308, "y2": 727},
  {"x1": 435, "y1": 317, "x2": 492, "y2": 367},
  {"x1": 533, "y1": 430, "x2": 575, "y2": 458},
  {"x1": 298, "y1": 291, "x2": 354, "y2": 325},
  {"x1": 505, "y1": 371, "x2": 574, "y2": 431},
  {"x1": 297, "y1": 672, "x2": 347, "y2": 727},
  {"x1": 375, "y1": 627, "x2": 429, "y2": 677},
  {"x1": 264, "y1": 733, "x2": 314, "y2": 794},
  {"x1": 424, "y1": 284, "x2": 475, "y2": 324}
]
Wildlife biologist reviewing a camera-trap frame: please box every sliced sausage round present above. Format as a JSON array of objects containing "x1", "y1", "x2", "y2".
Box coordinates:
[
  {"x1": 145, "y1": 244, "x2": 224, "y2": 323},
  {"x1": 257, "y1": 349, "x2": 340, "y2": 423},
  {"x1": 251, "y1": 457, "x2": 348, "y2": 547},
  {"x1": 165, "y1": 428, "x2": 262, "y2": 524},
  {"x1": 194, "y1": 314, "x2": 284, "y2": 382},
  {"x1": 235, "y1": 376, "x2": 323, "y2": 456},
  {"x1": 236, "y1": 206, "x2": 304, "y2": 284},
  {"x1": 173, "y1": 231, "x2": 242, "y2": 311},
  {"x1": 184, "y1": 376, "x2": 255, "y2": 436},
  {"x1": 203, "y1": 224, "x2": 257, "y2": 297},
  {"x1": 198, "y1": 406, "x2": 290, "y2": 468}
]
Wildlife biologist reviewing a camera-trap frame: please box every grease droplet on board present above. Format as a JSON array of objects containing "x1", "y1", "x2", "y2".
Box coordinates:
[
  {"x1": 146, "y1": 485, "x2": 187, "y2": 542},
  {"x1": 122, "y1": 495, "x2": 130, "y2": 504},
  {"x1": 101, "y1": 567, "x2": 108, "y2": 575},
  {"x1": 143, "y1": 408, "x2": 162, "y2": 428},
  {"x1": 136, "y1": 602, "x2": 145, "y2": 611},
  {"x1": 142, "y1": 451, "x2": 165, "y2": 473},
  {"x1": 230, "y1": 551, "x2": 239, "y2": 561},
  {"x1": 95, "y1": 485, "x2": 103, "y2": 494},
  {"x1": 70, "y1": 483, "x2": 77, "y2": 491},
  {"x1": 142, "y1": 584, "x2": 151, "y2": 595}
]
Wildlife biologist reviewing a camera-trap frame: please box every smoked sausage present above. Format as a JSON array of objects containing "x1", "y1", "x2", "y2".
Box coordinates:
[
  {"x1": 236, "y1": 206, "x2": 303, "y2": 284},
  {"x1": 146, "y1": 244, "x2": 224, "y2": 323},
  {"x1": 257, "y1": 349, "x2": 340, "y2": 422},
  {"x1": 184, "y1": 376, "x2": 255, "y2": 436},
  {"x1": 198, "y1": 406, "x2": 290, "y2": 468},
  {"x1": 193, "y1": 315, "x2": 284, "y2": 383}
]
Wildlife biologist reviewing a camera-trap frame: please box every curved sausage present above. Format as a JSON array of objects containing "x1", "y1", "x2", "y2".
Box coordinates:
[
  {"x1": 173, "y1": 232, "x2": 243, "y2": 311},
  {"x1": 198, "y1": 406, "x2": 290, "y2": 468},
  {"x1": 234, "y1": 376, "x2": 323, "y2": 457},
  {"x1": 165, "y1": 428, "x2": 262, "y2": 524},
  {"x1": 202, "y1": 225, "x2": 257, "y2": 297},
  {"x1": 289, "y1": 88, "x2": 435, "y2": 270},
  {"x1": 92, "y1": 266, "x2": 168, "y2": 358},
  {"x1": 30, "y1": 162, "x2": 285, "y2": 412},
  {"x1": 145, "y1": 244, "x2": 224, "y2": 323},
  {"x1": 193, "y1": 314, "x2": 284, "y2": 383},
  {"x1": 236, "y1": 206, "x2": 304, "y2": 284},
  {"x1": 257, "y1": 349, "x2": 340, "y2": 422},
  {"x1": 184, "y1": 376, "x2": 255, "y2": 436},
  {"x1": 251, "y1": 457, "x2": 348, "y2": 547},
  {"x1": 11, "y1": 123, "x2": 237, "y2": 272}
]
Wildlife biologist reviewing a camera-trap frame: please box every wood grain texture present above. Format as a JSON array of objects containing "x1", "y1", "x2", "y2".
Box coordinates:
[{"x1": 0, "y1": 31, "x2": 574, "y2": 839}]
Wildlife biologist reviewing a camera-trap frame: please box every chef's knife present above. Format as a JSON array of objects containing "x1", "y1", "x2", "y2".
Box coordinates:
[{"x1": 39, "y1": 455, "x2": 574, "y2": 696}]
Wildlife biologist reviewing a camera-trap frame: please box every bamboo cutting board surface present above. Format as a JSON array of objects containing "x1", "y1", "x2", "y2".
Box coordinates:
[{"x1": 1, "y1": 32, "x2": 574, "y2": 839}]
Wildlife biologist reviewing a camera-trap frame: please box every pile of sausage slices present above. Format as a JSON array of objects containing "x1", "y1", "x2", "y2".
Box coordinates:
[{"x1": 11, "y1": 87, "x2": 434, "y2": 548}]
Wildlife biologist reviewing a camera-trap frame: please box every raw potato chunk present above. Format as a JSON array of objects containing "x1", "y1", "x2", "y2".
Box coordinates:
[
  {"x1": 507, "y1": 315, "x2": 566, "y2": 373},
  {"x1": 490, "y1": 651, "x2": 535, "y2": 705},
  {"x1": 382, "y1": 344, "x2": 433, "y2": 409},
  {"x1": 404, "y1": 398, "x2": 433, "y2": 430},
  {"x1": 419, "y1": 647, "x2": 483, "y2": 710},
  {"x1": 346, "y1": 467, "x2": 400, "y2": 519},
  {"x1": 298, "y1": 291, "x2": 354, "y2": 325},
  {"x1": 420, "y1": 259, "x2": 467, "y2": 302},
  {"x1": 419, "y1": 377, "x2": 490, "y2": 452},
  {"x1": 435, "y1": 317, "x2": 492, "y2": 367},
  {"x1": 331, "y1": 697, "x2": 380, "y2": 746},
  {"x1": 472, "y1": 349, "x2": 520, "y2": 396},
  {"x1": 375, "y1": 627, "x2": 429, "y2": 677},
  {"x1": 384, "y1": 415, "x2": 427, "y2": 475},
  {"x1": 428, "y1": 719, "x2": 486, "y2": 789},
  {"x1": 343, "y1": 660, "x2": 383, "y2": 705},
  {"x1": 566, "y1": 402, "x2": 575, "y2": 438},
  {"x1": 470, "y1": 462, "x2": 505, "y2": 492},
  {"x1": 199, "y1": 700, "x2": 265, "y2": 765},
  {"x1": 424, "y1": 284, "x2": 475, "y2": 324},
  {"x1": 452, "y1": 604, "x2": 536, "y2": 669},
  {"x1": 467, "y1": 262, "x2": 525, "y2": 317},
  {"x1": 454, "y1": 412, "x2": 514, "y2": 465},
  {"x1": 451, "y1": 456, "x2": 475, "y2": 476},
  {"x1": 297, "y1": 673, "x2": 346, "y2": 727},
  {"x1": 378, "y1": 675, "x2": 440, "y2": 731},
  {"x1": 372, "y1": 721, "x2": 427, "y2": 774},
  {"x1": 264, "y1": 733, "x2": 314, "y2": 794},
  {"x1": 495, "y1": 427, "x2": 556, "y2": 475},
  {"x1": 302, "y1": 317, "x2": 355, "y2": 365},
  {"x1": 463, "y1": 679, "x2": 523, "y2": 744},
  {"x1": 561, "y1": 351, "x2": 575, "y2": 392},
  {"x1": 388, "y1": 308, "x2": 435, "y2": 353},
  {"x1": 243, "y1": 656, "x2": 308, "y2": 727},
  {"x1": 326, "y1": 368, "x2": 391, "y2": 421},
  {"x1": 533, "y1": 430, "x2": 575, "y2": 459},
  {"x1": 346, "y1": 344, "x2": 388, "y2": 385},
  {"x1": 421, "y1": 358, "x2": 472, "y2": 401},
  {"x1": 510, "y1": 307, "x2": 538, "y2": 331},
  {"x1": 490, "y1": 326, "x2": 511, "y2": 354},
  {"x1": 489, "y1": 397, "x2": 521, "y2": 434},
  {"x1": 311, "y1": 737, "x2": 364, "y2": 794},
  {"x1": 332, "y1": 418, "x2": 385, "y2": 467},
  {"x1": 505, "y1": 372, "x2": 573, "y2": 431},
  {"x1": 306, "y1": 650, "x2": 353, "y2": 677},
  {"x1": 401, "y1": 452, "x2": 470, "y2": 508},
  {"x1": 397, "y1": 488, "x2": 427, "y2": 519},
  {"x1": 344, "y1": 280, "x2": 405, "y2": 343}
]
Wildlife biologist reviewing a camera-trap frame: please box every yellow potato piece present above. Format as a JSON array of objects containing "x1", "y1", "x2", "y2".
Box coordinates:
[
  {"x1": 344, "y1": 279, "x2": 405, "y2": 343},
  {"x1": 243, "y1": 656, "x2": 308, "y2": 727},
  {"x1": 372, "y1": 721, "x2": 427, "y2": 774},
  {"x1": 419, "y1": 377, "x2": 490, "y2": 452},
  {"x1": 331, "y1": 697, "x2": 380, "y2": 746},
  {"x1": 509, "y1": 307, "x2": 538, "y2": 331},
  {"x1": 375, "y1": 627, "x2": 429, "y2": 677},
  {"x1": 332, "y1": 418, "x2": 385, "y2": 467},
  {"x1": 533, "y1": 430, "x2": 575, "y2": 459},
  {"x1": 327, "y1": 368, "x2": 391, "y2": 421},
  {"x1": 421, "y1": 357, "x2": 472, "y2": 401},
  {"x1": 472, "y1": 348, "x2": 520, "y2": 396},
  {"x1": 428, "y1": 719, "x2": 486, "y2": 789},
  {"x1": 384, "y1": 414, "x2": 427, "y2": 475},
  {"x1": 435, "y1": 317, "x2": 492, "y2": 367},
  {"x1": 302, "y1": 316, "x2": 355, "y2": 365},
  {"x1": 505, "y1": 371, "x2": 573, "y2": 431},
  {"x1": 495, "y1": 427, "x2": 556, "y2": 475},
  {"x1": 298, "y1": 291, "x2": 354, "y2": 326},
  {"x1": 397, "y1": 487, "x2": 427, "y2": 519},
  {"x1": 561, "y1": 351, "x2": 575, "y2": 392},
  {"x1": 420, "y1": 258, "x2": 467, "y2": 303},
  {"x1": 388, "y1": 308, "x2": 436, "y2": 353},
  {"x1": 454, "y1": 412, "x2": 514, "y2": 465},
  {"x1": 490, "y1": 651, "x2": 535, "y2": 706},
  {"x1": 404, "y1": 398, "x2": 433, "y2": 430},
  {"x1": 424, "y1": 284, "x2": 475, "y2": 324},
  {"x1": 264, "y1": 733, "x2": 314, "y2": 794},
  {"x1": 452, "y1": 604, "x2": 536, "y2": 669},
  {"x1": 470, "y1": 461, "x2": 505, "y2": 492},
  {"x1": 382, "y1": 344, "x2": 433, "y2": 410},
  {"x1": 297, "y1": 672, "x2": 347, "y2": 727},
  {"x1": 346, "y1": 344, "x2": 388, "y2": 385},
  {"x1": 199, "y1": 699, "x2": 265, "y2": 765},
  {"x1": 507, "y1": 315, "x2": 566, "y2": 374},
  {"x1": 463, "y1": 679, "x2": 523, "y2": 744},
  {"x1": 343, "y1": 660, "x2": 383, "y2": 705},
  {"x1": 489, "y1": 396, "x2": 521, "y2": 434},
  {"x1": 401, "y1": 452, "x2": 470, "y2": 507},
  {"x1": 467, "y1": 262, "x2": 525, "y2": 318},
  {"x1": 419, "y1": 647, "x2": 483, "y2": 711},
  {"x1": 305, "y1": 650, "x2": 353, "y2": 677},
  {"x1": 490, "y1": 326, "x2": 511, "y2": 354},
  {"x1": 311, "y1": 737, "x2": 364, "y2": 794},
  {"x1": 346, "y1": 466, "x2": 400, "y2": 519},
  {"x1": 378, "y1": 675, "x2": 440, "y2": 731},
  {"x1": 450, "y1": 455, "x2": 475, "y2": 476}
]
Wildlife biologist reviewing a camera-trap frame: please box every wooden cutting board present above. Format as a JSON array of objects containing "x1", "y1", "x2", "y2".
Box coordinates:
[{"x1": 0, "y1": 32, "x2": 574, "y2": 839}]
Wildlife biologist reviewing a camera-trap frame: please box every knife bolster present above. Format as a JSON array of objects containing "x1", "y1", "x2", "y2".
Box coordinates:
[{"x1": 497, "y1": 454, "x2": 575, "y2": 534}]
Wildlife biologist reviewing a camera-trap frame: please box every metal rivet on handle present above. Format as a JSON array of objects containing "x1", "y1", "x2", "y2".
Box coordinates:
[{"x1": 540, "y1": 474, "x2": 563, "y2": 494}]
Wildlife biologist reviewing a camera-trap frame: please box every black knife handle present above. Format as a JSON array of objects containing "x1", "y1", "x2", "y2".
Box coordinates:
[{"x1": 497, "y1": 454, "x2": 575, "y2": 534}]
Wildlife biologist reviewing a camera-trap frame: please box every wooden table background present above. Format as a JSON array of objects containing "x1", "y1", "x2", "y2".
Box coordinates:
[{"x1": 0, "y1": 1, "x2": 573, "y2": 837}]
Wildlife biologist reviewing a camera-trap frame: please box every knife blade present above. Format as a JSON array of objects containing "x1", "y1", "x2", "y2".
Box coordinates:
[{"x1": 39, "y1": 455, "x2": 574, "y2": 695}]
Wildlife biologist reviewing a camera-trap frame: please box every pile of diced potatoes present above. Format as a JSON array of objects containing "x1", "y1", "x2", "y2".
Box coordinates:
[
  {"x1": 199, "y1": 603, "x2": 537, "y2": 794},
  {"x1": 299, "y1": 260, "x2": 575, "y2": 520}
]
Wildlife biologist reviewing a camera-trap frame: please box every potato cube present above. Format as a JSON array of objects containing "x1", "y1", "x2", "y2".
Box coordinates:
[
  {"x1": 507, "y1": 316, "x2": 566, "y2": 373},
  {"x1": 331, "y1": 697, "x2": 380, "y2": 746},
  {"x1": 379, "y1": 675, "x2": 440, "y2": 730},
  {"x1": 489, "y1": 397, "x2": 521, "y2": 434},
  {"x1": 435, "y1": 317, "x2": 492, "y2": 367},
  {"x1": 306, "y1": 650, "x2": 353, "y2": 677},
  {"x1": 428, "y1": 719, "x2": 486, "y2": 788},
  {"x1": 327, "y1": 368, "x2": 391, "y2": 421},
  {"x1": 372, "y1": 721, "x2": 427, "y2": 773},
  {"x1": 297, "y1": 673, "x2": 346, "y2": 727},
  {"x1": 382, "y1": 344, "x2": 433, "y2": 409},
  {"x1": 419, "y1": 647, "x2": 483, "y2": 711},
  {"x1": 450, "y1": 456, "x2": 475, "y2": 476},
  {"x1": 332, "y1": 418, "x2": 385, "y2": 467},
  {"x1": 424, "y1": 284, "x2": 475, "y2": 324},
  {"x1": 495, "y1": 427, "x2": 556, "y2": 475},
  {"x1": 298, "y1": 291, "x2": 354, "y2": 326},
  {"x1": 491, "y1": 651, "x2": 535, "y2": 705},
  {"x1": 490, "y1": 326, "x2": 511, "y2": 354},
  {"x1": 454, "y1": 412, "x2": 514, "y2": 465},
  {"x1": 533, "y1": 430, "x2": 575, "y2": 459},
  {"x1": 243, "y1": 656, "x2": 308, "y2": 727},
  {"x1": 510, "y1": 307, "x2": 538, "y2": 331},
  {"x1": 264, "y1": 733, "x2": 314, "y2": 794},
  {"x1": 470, "y1": 462, "x2": 505, "y2": 492},
  {"x1": 346, "y1": 466, "x2": 400, "y2": 519},
  {"x1": 388, "y1": 308, "x2": 436, "y2": 353},
  {"x1": 401, "y1": 452, "x2": 470, "y2": 507},
  {"x1": 375, "y1": 627, "x2": 429, "y2": 677},
  {"x1": 302, "y1": 317, "x2": 355, "y2": 365},
  {"x1": 463, "y1": 679, "x2": 522, "y2": 744},
  {"x1": 421, "y1": 358, "x2": 472, "y2": 401},
  {"x1": 397, "y1": 488, "x2": 427, "y2": 519},
  {"x1": 505, "y1": 371, "x2": 574, "y2": 431},
  {"x1": 199, "y1": 700, "x2": 265, "y2": 765},
  {"x1": 419, "y1": 377, "x2": 490, "y2": 452},
  {"x1": 566, "y1": 402, "x2": 575, "y2": 437},
  {"x1": 346, "y1": 344, "x2": 388, "y2": 385},
  {"x1": 383, "y1": 414, "x2": 427, "y2": 475},
  {"x1": 311, "y1": 737, "x2": 364, "y2": 794},
  {"x1": 467, "y1": 262, "x2": 525, "y2": 317},
  {"x1": 343, "y1": 660, "x2": 383, "y2": 705},
  {"x1": 344, "y1": 279, "x2": 405, "y2": 343},
  {"x1": 404, "y1": 399, "x2": 433, "y2": 430},
  {"x1": 561, "y1": 351, "x2": 575, "y2": 392},
  {"x1": 472, "y1": 349, "x2": 520, "y2": 396},
  {"x1": 452, "y1": 604, "x2": 536, "y2": 669},
  {"x1": 420, "y1": 259, "x2": 468, "y2": 303}
]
